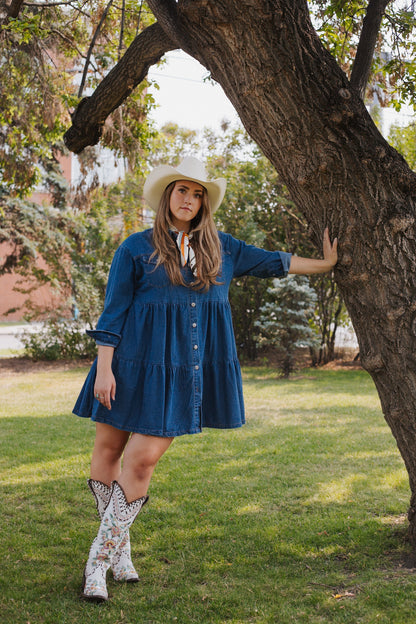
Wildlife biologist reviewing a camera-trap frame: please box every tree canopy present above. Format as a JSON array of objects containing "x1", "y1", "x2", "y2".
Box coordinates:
[{"x1": 0, "y1": 0, "x2": 156, "y2": 198}]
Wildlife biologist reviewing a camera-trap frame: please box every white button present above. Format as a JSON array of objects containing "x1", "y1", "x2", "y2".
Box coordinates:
[
  {"x1": 192, "y1": 322, "x2": 197, "y2": 328},
  {"x1": 195, "y1": 365, "x2": 199, "y2": 371},
  {"x1": 191, "y1": 302, "x2": 196, "y2": 307},
  {"x1": 194, "y1": 344, "x2": 198, "y2": 350}
]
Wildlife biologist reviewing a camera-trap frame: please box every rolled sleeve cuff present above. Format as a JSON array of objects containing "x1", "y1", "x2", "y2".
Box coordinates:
[
  {"x1": 86, "y1": 329, "x2": 121, "y2": 348},
  {"x1": 279, "y1": 251, "x2": 292, "y2": 277}
]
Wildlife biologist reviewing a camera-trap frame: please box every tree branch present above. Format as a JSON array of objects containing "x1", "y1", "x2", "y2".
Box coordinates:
[
  {"x1": 350, "y1": 0, "x2": 392, "y2": 99},
  {"x1": 7, "y1": 0, "x2": 25, "y2": 17},
  {"x1": 64, "y1": 22, "x2": 177, "y2": 153},
  {"x1": 78, "y1": 0, "x2": 114, "y2": 98},
  {"x1": 0, "y1": 0, "x2": 24, "y2": 22}
]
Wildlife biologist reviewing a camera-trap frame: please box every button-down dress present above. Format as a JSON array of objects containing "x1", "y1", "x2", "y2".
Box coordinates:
[{"x1": 73, "y1": 229, "x2": 291, "y2": 437}]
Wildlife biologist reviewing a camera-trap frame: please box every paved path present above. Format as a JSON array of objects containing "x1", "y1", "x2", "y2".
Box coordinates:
[{"x1": 0, "y1": 324, "x2": 40, "y2": 350}]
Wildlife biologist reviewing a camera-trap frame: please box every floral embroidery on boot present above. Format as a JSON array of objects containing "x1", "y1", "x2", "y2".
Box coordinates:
[
  {"x1": 81, "y1": 481, "x2": 148, "y2": 602},
  {"x1": 88, "y1": 478, "x2": 144, "y2": 582}
]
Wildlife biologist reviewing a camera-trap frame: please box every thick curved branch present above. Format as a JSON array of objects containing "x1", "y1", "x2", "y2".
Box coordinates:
[
  {"x1": 7, "y1": 0, "x2": 24, "y2": 16},
  {"x1": 350, "y1": 0, "x2": 391, "y2": 99},
  {"x1": 64, "y1": 22, "x2": 177, "y2": 154}
]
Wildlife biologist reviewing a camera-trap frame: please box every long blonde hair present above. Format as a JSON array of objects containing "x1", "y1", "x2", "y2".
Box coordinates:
[{"x1": 151, "y1": 181, "x2": 222, "y2": 290}]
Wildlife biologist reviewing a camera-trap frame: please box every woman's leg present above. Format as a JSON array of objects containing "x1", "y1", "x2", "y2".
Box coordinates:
[
  {"x1": 82, "y1": 432, "x2": 173, "y2": 601},
  {"x1": 87, "y1": 423, "x2": 136, "y2": 584},
  {"x1": 118, "y1": 433, "x2": 174, "y2": 502},
  {"x1": 90, "y1": 422, "x2": 131, "y2": 485}
]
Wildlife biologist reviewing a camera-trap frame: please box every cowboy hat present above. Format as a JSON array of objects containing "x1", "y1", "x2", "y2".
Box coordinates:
[{"x1": 143, "y1": 157, "x2": 227, "y2": 213}]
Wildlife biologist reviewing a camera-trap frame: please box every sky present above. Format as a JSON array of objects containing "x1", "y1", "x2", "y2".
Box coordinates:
[{"x1": 147, "y1": 50, "x2": 240, "y2": 131}]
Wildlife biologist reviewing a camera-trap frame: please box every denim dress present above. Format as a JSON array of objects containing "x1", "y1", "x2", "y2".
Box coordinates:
[{"x1": 73, "y1": 229, "x2": 291, "y2": 437}]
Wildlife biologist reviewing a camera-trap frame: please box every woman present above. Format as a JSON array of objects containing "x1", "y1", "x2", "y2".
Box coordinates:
[{"x1": 74, "y1": 156, "x2": 338, "y2": 602}]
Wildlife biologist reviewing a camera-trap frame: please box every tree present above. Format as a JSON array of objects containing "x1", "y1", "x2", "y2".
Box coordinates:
[
  {"x1": 255, "y1": 276, "x2": 318, "y2": 377},
  {"x1": 61, "y1": 1, "x2": 416, "y2": 545},
  {"x1": 389, "y1": 122, "x2": 416, "y2": 170},
  {"x1": 308, "y1": 273, "x2": 347, "y2": 365},
  {"x1": 0, "y1": 0, "x2": 155, "y2": 203}
]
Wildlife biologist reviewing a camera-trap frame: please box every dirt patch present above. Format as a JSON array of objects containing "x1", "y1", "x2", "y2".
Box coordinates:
[
  {"x1": 0, "y1": 357, "x2": 93, "y2": 376},
  {"x1": 0, "y1": 355, "x2": 362, "y2": 377},
  {"x1": 321, "y1": 359, "x2": 362, "y2": 370}
]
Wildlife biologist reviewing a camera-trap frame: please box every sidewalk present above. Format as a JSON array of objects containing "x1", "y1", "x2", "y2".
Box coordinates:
[{"x1": 0, "y1": 323, "x2": 41, "y2": 350}]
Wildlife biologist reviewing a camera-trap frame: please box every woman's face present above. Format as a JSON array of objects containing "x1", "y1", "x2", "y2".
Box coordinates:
[{"x1": 169, "y1": 180, "x2": 204, "y2": 232}]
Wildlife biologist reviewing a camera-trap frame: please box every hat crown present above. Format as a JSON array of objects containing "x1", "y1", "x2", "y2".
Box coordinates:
[{"x1": 176, "y1": 156, "x2": 210, "y2": 183}]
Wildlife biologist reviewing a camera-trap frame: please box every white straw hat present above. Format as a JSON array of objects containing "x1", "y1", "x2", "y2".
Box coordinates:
[{"x1": 143, "y1": 157, "x2": 227, "y2": 213}]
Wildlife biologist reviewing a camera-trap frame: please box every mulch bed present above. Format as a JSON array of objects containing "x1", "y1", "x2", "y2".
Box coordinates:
[{"x1": 0, "y1": 357, "x2": 93, "y2": 376}]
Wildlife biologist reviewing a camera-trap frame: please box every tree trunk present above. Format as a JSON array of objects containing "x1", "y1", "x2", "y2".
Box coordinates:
[{"x1": 66, "y1": 0, "x2": 416, "y2": 545}]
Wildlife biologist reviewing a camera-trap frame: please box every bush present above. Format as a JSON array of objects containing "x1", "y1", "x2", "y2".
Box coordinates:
[{"x1": 21, "y1": 319, "x2": 97, "y2": 361}]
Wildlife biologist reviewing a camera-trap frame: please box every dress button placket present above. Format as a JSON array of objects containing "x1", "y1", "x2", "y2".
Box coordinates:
[{"x1": 190, "y1": 299, "x2": 201, "y2": 427}]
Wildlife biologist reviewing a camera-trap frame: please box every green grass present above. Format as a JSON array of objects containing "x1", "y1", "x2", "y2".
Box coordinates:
[
  {"x1": 0, "y1": 364, "x2": 414, "y2": 624},
  {"x1": 0, "y1": 348, "x2": 25, "y2": 358}
]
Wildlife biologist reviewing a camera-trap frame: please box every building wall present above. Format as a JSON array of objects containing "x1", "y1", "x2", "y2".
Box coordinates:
[{"x1": 0, "y1": 153, "x2": 72, "y2": 321}]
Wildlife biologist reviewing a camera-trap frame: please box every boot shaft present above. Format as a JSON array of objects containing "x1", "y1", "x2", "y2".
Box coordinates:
[{"x1": 88, "y1": 479, "x2": 111, "y2": 518}]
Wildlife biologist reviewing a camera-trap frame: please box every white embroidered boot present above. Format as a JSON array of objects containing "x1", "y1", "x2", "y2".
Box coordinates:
[
  {"x1": 88, "y1": 479, "x2": 142, "y2": 582},
  {"x1": 82, "y1": 481, "x2": 148, "y2": 602}
]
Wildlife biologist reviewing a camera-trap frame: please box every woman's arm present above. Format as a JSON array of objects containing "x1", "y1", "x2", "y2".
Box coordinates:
[
  {"x1": 288, "y1": 228, "x2": 338, "y2": 275},
  {"x1": 94, "y1": 345, "x2": 116, "y2": 410}
]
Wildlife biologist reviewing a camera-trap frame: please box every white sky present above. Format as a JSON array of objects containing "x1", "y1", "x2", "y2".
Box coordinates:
[{"x1": 147, "y1": 50, "x2": 240, "y2": 130}]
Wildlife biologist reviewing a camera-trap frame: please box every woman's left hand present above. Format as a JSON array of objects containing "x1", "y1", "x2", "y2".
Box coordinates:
[
  {"x1": 288, "y1": 227, "x2": 338, "y2": 275},
  {"x1": 323, "y1": 227, "x2": 338, "y2": 268}
]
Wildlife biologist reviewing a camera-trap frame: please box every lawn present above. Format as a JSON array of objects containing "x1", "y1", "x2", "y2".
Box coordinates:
[{"x1": 0, "y1": 362, "x2": 414, "y2": 624}]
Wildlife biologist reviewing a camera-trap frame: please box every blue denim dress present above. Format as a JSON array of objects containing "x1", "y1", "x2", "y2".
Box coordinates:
[{"x1": 73, "y1": 229, "x2": 291, "y2": 437}]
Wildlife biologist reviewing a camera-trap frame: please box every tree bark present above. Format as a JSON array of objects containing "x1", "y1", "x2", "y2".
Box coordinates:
[{"x1": 65, "y1": 0, "x2": 416, "y2": 546}]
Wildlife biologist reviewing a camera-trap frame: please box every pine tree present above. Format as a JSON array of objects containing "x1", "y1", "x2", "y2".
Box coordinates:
[{"x1": 255, "y1": 276, "x2": 318, "y2": 377}]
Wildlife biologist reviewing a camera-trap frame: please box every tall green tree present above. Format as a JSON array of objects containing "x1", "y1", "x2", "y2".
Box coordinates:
[{"x1": 0, "y1": 0, "x2": 155, "y2": 199}]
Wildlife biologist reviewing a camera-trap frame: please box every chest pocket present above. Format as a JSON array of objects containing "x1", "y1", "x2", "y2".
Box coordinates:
[{"x1": 139, "y1": 254, "x2": 171, "y2": 289}]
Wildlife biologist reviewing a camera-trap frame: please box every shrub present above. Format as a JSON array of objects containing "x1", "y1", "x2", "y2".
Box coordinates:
[{"x1": 21, "y1": 319, "x2": 96, "y2": 361}]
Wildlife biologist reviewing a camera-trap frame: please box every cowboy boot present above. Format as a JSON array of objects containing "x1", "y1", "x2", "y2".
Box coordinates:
[
  {"x1": 88, "y1": 479, "x2": 141, "y2": 582},
  {"x1": 81, "y1": 481, "x2": 148, "y2": 602}
]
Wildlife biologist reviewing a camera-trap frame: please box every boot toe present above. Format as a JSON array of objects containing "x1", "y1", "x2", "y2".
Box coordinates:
[
  {"x1": 113, "y1": 567, "x2": 140, "y2": 582},
  {"x1": 81, "y1": 570, "x2": 109, "y2": 602}
]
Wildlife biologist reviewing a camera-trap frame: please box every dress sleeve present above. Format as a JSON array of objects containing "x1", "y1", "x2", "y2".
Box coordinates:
[
  {"x1": 86, "y1": 245, "x2": 137, "y2": 348},
  {"x1": 223, "y1": 233, "x2": 292, "y2": 279}
]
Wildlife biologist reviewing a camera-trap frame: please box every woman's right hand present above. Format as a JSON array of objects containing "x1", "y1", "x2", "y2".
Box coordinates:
[{"x1": 94, "y1": 345, "x2": 116, "y2": 410}]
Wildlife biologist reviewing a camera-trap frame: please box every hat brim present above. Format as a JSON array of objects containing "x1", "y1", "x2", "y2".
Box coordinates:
[{"x1": 143, "y1": 165, "x2": 226, "y2": 213}]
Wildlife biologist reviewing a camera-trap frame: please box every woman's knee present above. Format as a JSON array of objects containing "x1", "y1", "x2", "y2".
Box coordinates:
[
  {"x1": 123, "y1": 435, "x2": 173, "y2": 479},
  {"x1": 126, "y1": 450, "x2": 161, "y2": 480},
  {"x1": 93, "y1": 424, "x2": 130, "y2": 462}
]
